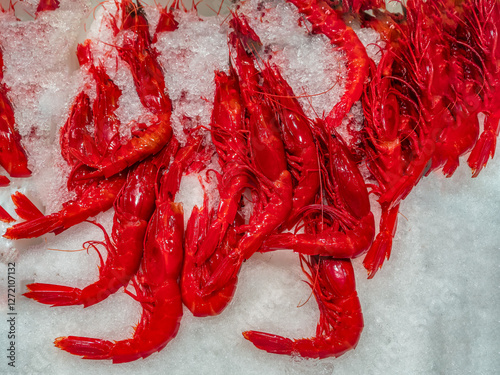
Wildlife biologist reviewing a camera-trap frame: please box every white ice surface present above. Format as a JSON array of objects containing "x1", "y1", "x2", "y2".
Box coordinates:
[{"x1": 0, "y1": 0, "x2": 499, "y2": 374}]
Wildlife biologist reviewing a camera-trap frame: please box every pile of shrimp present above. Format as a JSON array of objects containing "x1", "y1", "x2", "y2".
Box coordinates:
[{"x1": 1, "y1": 0, "x2": 499, "y2": 364}]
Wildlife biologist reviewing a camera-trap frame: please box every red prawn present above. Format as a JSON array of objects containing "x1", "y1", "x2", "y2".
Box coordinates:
[
  {"x1": 286, "y1": 0, "x2": 370, "y2": 131},
  {"x1": 199, "y1": 15, "x2": 293, "y2": 297},
  {"x1": 182, "y1": 192, "x2": 241, "y2": 316},
  {"x1": 23, "y1": 156, "x2": 158, "y2": 307},
  {"x1": 258, "y1": 60, "x2": 374, "y2": 259},
  {"x1": 259, "y1": 63, "x2": 321, "y2": 230},
  {"x1": 60, "y1": 41, "x2": 122, "y2": 171},
  {"x1": 61, "y1": 0, "x2": 175, "y2": 179},
  {"x1": 193, "y1": 68, "x2": 250, "y2": 268},
  {"x1": 54, "y1": 201, "x2": 184, "y2": 363},
  {"x1": 181, "y1": 69, "x2": 248, "y2": 316},
  {"x1": 244, "y1": 256, "x2": 363, "y2": 359}
]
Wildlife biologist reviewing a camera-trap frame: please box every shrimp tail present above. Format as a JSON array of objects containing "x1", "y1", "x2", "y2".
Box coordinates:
[
  {"x1": 24, "y1": 279, "x2": 124, "y2": 308},
  {"x1": 4, "y1": 214, "x2": 61, "y2": 239},
  {"x1": 54, "y1": 336, "x2": 114, "y2": 360},
  {"x1": 23, "y1": 284, "x2": 83, "y2": 307},
  {"x1": 363, "y1": 204, "x2": 399, "y2": 278},
  {"x1": 467, "y1": 114, "x2": 500, "y2": 177},
  {"x1": 242, "y1": 331, "x2": 359, "y2": 359},
  {"x1": 3, "y1": 172, "x2": 126, "y2": 240},
  {"x1": 182, "y1": 202, "x2": 239, "y2": 317},
  {"x1": 11, "y1": 191, "x2": 44, "y2": 221},
  {"x1": 242, "y1": 331, "x2": 294, "y2": 355},
  {"x1": 0, "y1": 205, "x2": 15, "y2": 223}
]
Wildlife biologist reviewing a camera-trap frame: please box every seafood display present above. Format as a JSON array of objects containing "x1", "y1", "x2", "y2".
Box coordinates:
[{"x1": 0, "y1": 0, "x2": 499, "y2": 371}]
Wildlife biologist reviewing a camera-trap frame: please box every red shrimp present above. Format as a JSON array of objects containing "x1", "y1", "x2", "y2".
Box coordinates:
[
  {"x1": 199, "y1": 17, "x2": 293, "y2": 297},
  {"x1": 286, "y1": 0, "x2": 370, "y2": 131},
  {"x1": 3, "y1": 171, "x2": 126, "y2": 239},
  {"x1": 0, "y1": 46, "x2": 31, "y2": 179},
  {"x1": 244, "y1": 26, "x2": 372, "y2": 259},
  {"x1": 260, "y1": 64, "x2": 320, "y2": 229},
  {"x1": 194, "y1": 69, "x2": 250, "y2": 265},
  {"x1": 60, "y1": 40, "x2": 122, "y2": 171},
  {"x1": 181, "y1": 68, "x2": 248, "y2": 316},
  {"x1": 244, "y1": 257, "x2": 363, "y2": 359},
  {"x1": 54, "y1": 202, "x2": 184, "y2": 363},
  {"x1": 262, "y1": 121, "x2": 374, "y2": 258},
  {"x1": 360, "y1": 51, "x2": 412, "y2": 277},
  {"x1": 363, "y1": 2, "x2": 443, "y2": 178},
  {"x1": 23, "y1": 157, "x2": 158, "y2": 307},
  {"x1": 88, "y1": 1, "x2": 172, "y2": 178},
  {"x1": 116, "y1": 1, "x2": 171, "y2": 115},
  {"x1": 227, "y1": 15, "x2": 288, "y2": 181},
  {"x1": 65, "y1": 0, "x2": 174, "y2": 179},
  {"x1": 359, "y1": 6, "x2": 446, "y2": 276},
  {"x1": 84, "y1": 45, "x2": 122, "y2": 162}
]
